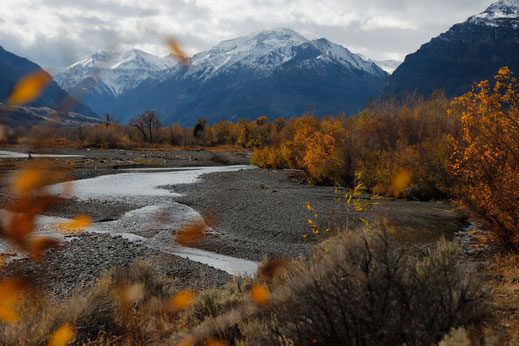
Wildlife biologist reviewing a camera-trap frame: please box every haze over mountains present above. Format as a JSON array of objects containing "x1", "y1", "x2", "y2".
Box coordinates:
[{"x1": 385, "y1": 0, "x2": 519, "y2": 96}]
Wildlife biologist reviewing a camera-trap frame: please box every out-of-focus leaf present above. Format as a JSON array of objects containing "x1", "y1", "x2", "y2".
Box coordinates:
[
  {"x1": 0, "y1": 306, "x2": 17, "y2": 323},
  {"x1": 177, "y1": 336, "x2": 195, "y2": 346},
  {"x1": 117, "y1": 283, "x2": 145, "y2": 310},
  {"x1": 250, "y1": 284, "x2": 270, "y2": 305},
  {"x1": 0, "y1": 278, "x2": 27, "y2": 323},
  {"x1": 58, "y1": 214, "x2": 91, "y2": 234},
  {"x1": 12, "y1": 167, "x2": 46, "y2": 195},
  {"x1": 0, "y1": 278, "x2": 25, "y2": 307},
  {"x1": 9, "y1": 214, "x2": 35, "y2": 244},
  {"x1": 7, "y1": 71, "x2": 52, "y2": 106},
  {"x1": 166, "y1": 38, "x2": 190, "y2": 66},
  {"x1": 48, "y1": 323, "x2": 75, "y2": 346},
  {"x1": 258, "y1": 258, "x2": 287, "y2": 280},
  {"x1": 389, "y1": 169, "x2": 412, "y2": 197},
  {"x1": 176, "y1": 221, "x2": 206, "y2": 246},
  {"x1": 30, "y1": 237, "x2": 60, "y2": 260},
  {"x1": 207, "y1": 338, "x2": 226, "y2": 346},
  {"x1": 167, "y1": 290, "x2": 195, "y2": 312}
]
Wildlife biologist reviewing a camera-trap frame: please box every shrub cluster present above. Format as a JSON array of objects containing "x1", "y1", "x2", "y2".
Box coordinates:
[
  {"x1": 252, "y1": 93, "x2": 458, "y2": 199},
  {"x1": 243, "y1": 228, "x2": 491, "y2": 345},
  {"x1": 0, "y1": 229, "x2": 492, "y2": 345}
]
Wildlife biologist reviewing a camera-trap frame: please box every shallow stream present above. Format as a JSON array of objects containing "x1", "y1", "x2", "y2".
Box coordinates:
[{"x1": 1, "y1": 158, "x2": 258, "y2": 276}]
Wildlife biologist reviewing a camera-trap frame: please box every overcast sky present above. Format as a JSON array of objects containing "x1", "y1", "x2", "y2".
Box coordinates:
[{"x1": 1, "y1": 0, "x2": 495, "y2": 72}]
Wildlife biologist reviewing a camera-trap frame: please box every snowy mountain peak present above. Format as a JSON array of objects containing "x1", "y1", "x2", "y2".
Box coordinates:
[
  {"x1": 56, "y1": 49, "x2": 176, "y2": 97},
  {"x1": 189, "y1": 29, "x2": 308, "y2": 76},
  {"x1": 469, "y1": 0, "x2": 519, "y2": 26},
  {"x1": 309, "y1": 38, "x2": 386, "y2": 76},
  {"x1": 187, "y1": 29, "x2": 386, "y2": 80},
  {"x1": 487, "y1": 0, "x2": 519, "y2": 13},
  {"x1": 213, "y1": 28, "x2": 308, "y2": 53}
]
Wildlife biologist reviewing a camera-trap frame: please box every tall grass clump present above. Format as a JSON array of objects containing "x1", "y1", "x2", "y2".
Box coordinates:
[{"x1": 0, "y1": 261, "x2": 180, "y2": 344}]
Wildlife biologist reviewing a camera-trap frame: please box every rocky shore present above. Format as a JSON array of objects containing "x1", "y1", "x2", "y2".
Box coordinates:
[{"x1": 0, "y1": 147, "x2": 469, "y2": 297}]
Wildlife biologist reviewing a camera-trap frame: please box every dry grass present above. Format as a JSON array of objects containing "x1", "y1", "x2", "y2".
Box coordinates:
[
  {"x1": 0, "y1": 228, "x2": 498, "y2": 345},
  {"x1": 0, "y1": 260, "x2": 184, "y2": 344},
  {"x1": 482, "y1": 255, "x2": 519, "y2": 343}
]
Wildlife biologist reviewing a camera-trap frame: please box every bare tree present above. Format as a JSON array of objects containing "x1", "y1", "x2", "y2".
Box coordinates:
[
  {"x1": 129, "y1": 111, "x2": 162, "y2": 143},
  {"x1": 193, "y1": 117, "x2": 207, "y2": 139},
  {"x1": 103, "y1": 113, "x2": 117, "y2": 127}
]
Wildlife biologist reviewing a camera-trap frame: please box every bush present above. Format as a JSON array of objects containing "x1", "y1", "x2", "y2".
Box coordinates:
[
  {"x1": 251, "y1": 146, "x2": 287, "y2": 168},
  {"x1": 251, "y1": 93, "x2": 457, "y2": 196},
  {"x1": 449, "y1": 67, "x2": 519, "y2": 252},
  {"x1": 243, "y1": 228, "x2": 491, "y2": 345}
]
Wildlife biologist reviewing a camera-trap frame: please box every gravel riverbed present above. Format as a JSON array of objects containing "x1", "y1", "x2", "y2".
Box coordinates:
[{"x1": 0, "y1": 147, "x2": 469, "y2": 297}]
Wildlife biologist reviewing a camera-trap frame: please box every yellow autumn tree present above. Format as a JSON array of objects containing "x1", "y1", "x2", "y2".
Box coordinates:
[
  {"x1": 301, "y1": 118, "x2": 347, "y2": 184},
  {"x1": 449, "y1": 67, "x2": 519, "y2": 252}
]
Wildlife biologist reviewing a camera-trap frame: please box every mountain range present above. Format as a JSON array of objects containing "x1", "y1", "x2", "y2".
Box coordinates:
[
  {"x1": 1, "y1": 0, "x2": 518, "y2": 127},
  {"x1": 384, "y1": 0, "x2": 519, "y2": 97},
  {"x1": 55, "y1": 49, "x2": 176, "y2": 117},
  {"x1": 56, "y1": 29, "x2": 390, "y2": 125}
]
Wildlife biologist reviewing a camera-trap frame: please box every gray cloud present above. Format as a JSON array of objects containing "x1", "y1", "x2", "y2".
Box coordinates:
[{"x1": 0, "y1": 0, "x2": 495, "y2": 71}]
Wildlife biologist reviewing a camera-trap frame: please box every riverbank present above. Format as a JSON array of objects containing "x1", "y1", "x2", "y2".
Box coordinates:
[
  {"x1": 176, "y1": 169, "x2": 468, "y2": 261},
  {"x1": 0, "y1": 147, "x2": 469, "y2": 298}
]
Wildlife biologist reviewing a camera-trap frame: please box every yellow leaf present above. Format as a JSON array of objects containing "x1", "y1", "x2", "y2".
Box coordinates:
[
  {"x1": 168, "y1": 290, "x2": 195, "y2": 312},
  {"x1": 48, "y1": 323, "x2": 75, "y2": 346},
  {"x1": 31, "y1": 237, "x2": 60, "y2": 261},
  {"x1": 0, "y1": 278, "x2": 25, "y2": 308},
  {"x1": 207, "y1": 338, "x2": 226, "y2": 346},
  {"x1": 389, "y1": 169, "x2": 412, "y2": 197},
  {"x1": 177, "y1": 336, "x2": 195, "y2": 346},
  {"x1": 166, "y1": 38, "x2": 190, "y2": 66},
  {"x1": 0, "y1": 306, "x2": 17, "y2": 323},
  {"x1": 250, "y1": 284, "x2": 269, "y2": 305},
  {"x1": 7, "y1": 71, "x2": 52, "y2": 106},
  {"x1": 12, "y1": 167, "x2": 46, "y2": 195},
  {"x1": 58, "y1": 215, "x2": 92, "y2": 234}
]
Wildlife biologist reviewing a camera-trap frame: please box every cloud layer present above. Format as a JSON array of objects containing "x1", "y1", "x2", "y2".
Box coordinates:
[{"x1": 0, "y1": 0, "x2": 493, "y2": 71}]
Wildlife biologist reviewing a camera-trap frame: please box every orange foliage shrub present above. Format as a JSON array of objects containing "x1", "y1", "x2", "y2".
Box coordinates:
[
  {"x1": 449, "y1": 67, "x2": 519, "y2": 252},
  {"x1": 278, "y1": 116, "x2": 350, "y2": 184},
  {"x1": 251, "y1": 146, "x2": 286, "y2": 169},
  {"x1": 253, "y1": 94, "x2": 457, "y2": 198},
  {"x1": 355, "y1": 93, "x2": 457, "y2": 199}
]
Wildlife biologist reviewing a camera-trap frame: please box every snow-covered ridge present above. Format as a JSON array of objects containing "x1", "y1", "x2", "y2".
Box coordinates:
[
  {"x1": 468, "y1": 0, "x2": 519, "y2": 26},
  {"x1": 183, "y1": 28, "x2": 386, "y2": 80},
  {"x1": 188, "y1": 29, "x2": 309, "y2": 78},
  {"x1": 56, "y1": 49, "x2": 176, "y2": 96},
  {"x1": 56, "y1": 29, "x2": 387, "y2": 102}
]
